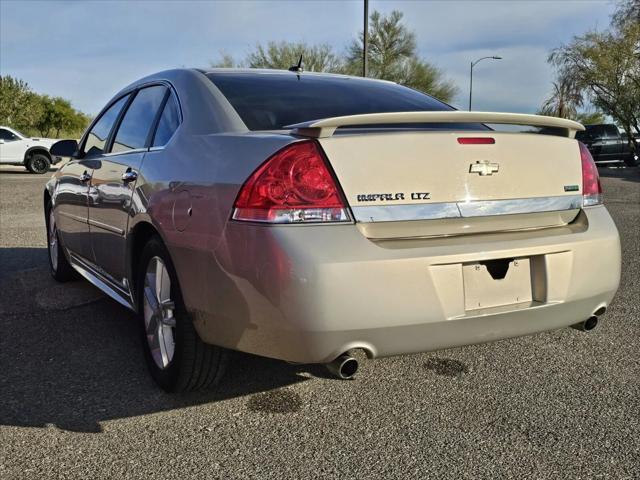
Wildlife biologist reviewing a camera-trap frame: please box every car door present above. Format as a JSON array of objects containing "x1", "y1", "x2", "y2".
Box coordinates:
[
  {"x1": 603, "y1": 125, "x2": 623, "y2": 160},
  {"x1": 0, "y1": 128, "x2": 26, "y2": 162},
  {"x1": 54, "y1": 95, "x2": 130, "y2": 260},
  {"x1": 88, "y1": 84, "x2": 168, "y2": 286}
]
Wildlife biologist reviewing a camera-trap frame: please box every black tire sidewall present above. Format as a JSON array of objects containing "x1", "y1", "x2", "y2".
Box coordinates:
[
  {"x1": 137, "y1": 236, "x2": 188, "y2": 391},
  {"x1": 624, "y1": 152, "x2": 638, "y2": 167},
  {"x1": 29, "y1": 154, "x2": 51, "y2": 174}
]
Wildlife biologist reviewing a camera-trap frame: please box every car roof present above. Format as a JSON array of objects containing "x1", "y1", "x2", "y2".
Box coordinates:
[{"x1": 199, "y1": 67, "x2": 397, "y2": 84}]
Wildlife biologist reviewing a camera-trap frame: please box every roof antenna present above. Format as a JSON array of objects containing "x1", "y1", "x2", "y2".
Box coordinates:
[{"x1": 288, "y1": 54, "x2": 303, "y2": 75}]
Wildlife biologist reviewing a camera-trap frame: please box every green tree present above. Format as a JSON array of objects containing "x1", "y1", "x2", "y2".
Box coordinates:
[
  {"x1": 549, "y1": 2, "x2": 640, "y2": 154},
  {"x1": 210, "y1": 10, "x2": 457, "y2": 102},
  {"x1": 210, "y1": 53, "x2": 236, "y2": 68},
  {"x1": 36, "y1": 96, "x2": 89, "y2": 137},
  {"x1": 212, "y1": 42, "x2": 344, "y2": 72},
  {"x1": 574, "y1": 110, "x2": 606, "y2": 125},
  {"x1": 345, "y1": 10, "x2": 457, "y2": 102},
  {"x1": 0, "y1": 75, "x2": 89, "y2": 137},
  {"x1": 0, "y1": 75, "x2": 43, "y2": 131},
  {"x1": 539, "y1": 75, "x2": 584, "y2": 119}
]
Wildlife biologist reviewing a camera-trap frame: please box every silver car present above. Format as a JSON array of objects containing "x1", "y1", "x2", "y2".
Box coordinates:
[{"x1": 46, "y1": 68, "x2": 621, "y2": 391}]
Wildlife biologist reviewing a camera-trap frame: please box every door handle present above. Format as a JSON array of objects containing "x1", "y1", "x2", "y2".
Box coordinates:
[
  {"x1": 79, "y1": 171, "x2": 92, "y2": 183},
  {"x1": 121, "y1": 170, "x2": 138, "y2": 183}
]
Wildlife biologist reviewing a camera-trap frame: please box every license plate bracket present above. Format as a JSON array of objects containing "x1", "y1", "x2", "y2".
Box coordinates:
[{"x1": 463, "y1": 257, "x2": 532, "y2": 310}]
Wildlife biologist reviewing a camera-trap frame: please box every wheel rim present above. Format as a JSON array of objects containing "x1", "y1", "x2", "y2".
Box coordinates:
[
  {"x1": 33, "y1": 158, "x2": 46, "y2": 172},
  {"x1": 143, "y1": 256, "x2": 176, "y2": 369},
  {"x1": 48, "y1": 209, "x2": 58, "y2": 271}
]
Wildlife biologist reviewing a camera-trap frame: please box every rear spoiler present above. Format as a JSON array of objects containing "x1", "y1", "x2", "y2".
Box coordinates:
[{"x1": 286, "y1": 111, "x2": 585, "y2": 139}]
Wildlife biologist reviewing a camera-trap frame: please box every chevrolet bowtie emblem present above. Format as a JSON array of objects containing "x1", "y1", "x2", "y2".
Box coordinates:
[{"x1": 469, "y1": 160, "x2": 499, "y2": 176}]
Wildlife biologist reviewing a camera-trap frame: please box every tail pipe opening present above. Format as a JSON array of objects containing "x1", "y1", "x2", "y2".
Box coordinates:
[
  {"x1": 326, "y1": 353, "x2": 359, "y2": 379},
  {"x1": 572, "y1": 306, "x2": 606, "y2": 332}
]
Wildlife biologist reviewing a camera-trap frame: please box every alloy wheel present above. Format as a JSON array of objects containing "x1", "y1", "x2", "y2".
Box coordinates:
[
  {"x1": 48, "y1": 209, "x2": 58, "y2": 271},
  {"x1": 143, "y1": 256, "x2": 176, "y2": 369}
]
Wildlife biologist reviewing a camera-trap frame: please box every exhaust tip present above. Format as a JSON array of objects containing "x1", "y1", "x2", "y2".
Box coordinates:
[
  {"x1": 583, "y1": 316, "x2": 599, "y2": 331},
  {"x1": 326, "y1": 354, "x2": 359, "y2": 380},
  {"x1": 594, "y1": 306, "x2": 607, "y2": 317},
  {"x1": 572, "y1": 316, "x2": 600, "y2": 332}
]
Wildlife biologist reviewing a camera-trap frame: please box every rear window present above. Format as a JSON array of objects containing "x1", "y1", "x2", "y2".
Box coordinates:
[{"x1": 206, "y1": 72, "x2": 472, "y2": 131}]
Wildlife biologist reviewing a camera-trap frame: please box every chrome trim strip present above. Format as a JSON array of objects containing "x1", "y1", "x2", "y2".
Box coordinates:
[
  {"x1": 353, "y1": 203, "x2": 460, "y2": 223},
  {"x1": 351, "y1": 195, "x2": 582, "y2": 223},
  {"x1": 58, "y1": 211, "x2": 88, "y2": 224},
  {"x1": 88, "y1": 218, "x2": 125, "y2": 235},
  {"x1": 102, "y1": 147, "x2": 148, "y2": 158},
  {"x1": 69, "y1": 252, "x2": 135, "y2": 310}
]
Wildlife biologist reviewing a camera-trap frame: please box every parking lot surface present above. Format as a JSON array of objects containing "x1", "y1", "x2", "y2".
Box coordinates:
[{"x1": 0, "y1": 165, "x2": 638, "y2": 479}]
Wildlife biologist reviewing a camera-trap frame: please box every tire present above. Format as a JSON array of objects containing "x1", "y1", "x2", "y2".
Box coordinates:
[
  {"x1": 623, "y1": 152, "x2": 638, "y2": 167},
  {"x1": 137, "y1": 235, "x2": 227, "y2": 392},
  {"x1": 27, "y1": 153, "x2": 51, "y2": 174},
  {"x1": 46, "y1": 203, "x2": 77, "y2": 282}
]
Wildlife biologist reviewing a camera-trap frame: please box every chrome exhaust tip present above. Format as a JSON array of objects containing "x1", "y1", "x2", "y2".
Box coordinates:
[
  {"x1": 326, "y1": 354, "x2": 359, "y2": 380},
  {"x1": 572, "y1": 315, "x2": 600, "y2": 332}
]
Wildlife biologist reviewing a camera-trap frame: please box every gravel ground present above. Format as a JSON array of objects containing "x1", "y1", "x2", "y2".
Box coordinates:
[{"x1": 0, "y1": 165, "x2": 638, "y2": 479}]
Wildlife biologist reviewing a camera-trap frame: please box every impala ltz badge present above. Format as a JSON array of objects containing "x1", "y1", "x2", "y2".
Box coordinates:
[
  {"x1": 469, "y1": 160, "x2": 500, "y2": 176},
  {"x1": 356, "y1": 192, "x2": 431, "y2": 202}
]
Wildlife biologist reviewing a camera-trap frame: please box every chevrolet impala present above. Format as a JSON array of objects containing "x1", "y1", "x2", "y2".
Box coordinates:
[{"x1": 46, "y1": 69, "x2": 621, "y2": 391}]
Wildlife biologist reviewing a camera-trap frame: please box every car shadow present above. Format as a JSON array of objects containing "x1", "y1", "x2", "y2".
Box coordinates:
[{"x1": 0, "y1": 247, "x2": 321, "y2": 433}]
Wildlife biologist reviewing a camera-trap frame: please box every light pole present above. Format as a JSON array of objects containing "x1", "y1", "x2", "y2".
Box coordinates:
[
  {"x1": 469, "y1": 56, "x2": 502, "y2": 111},
  {"x1": 363, "y1": 0, "x2": 369, "y2": 77}
]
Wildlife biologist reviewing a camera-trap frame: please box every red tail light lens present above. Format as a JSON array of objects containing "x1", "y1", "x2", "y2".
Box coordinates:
[
  {"x1": 579, "y1": 142, "x2": 602, "y2": 206},
  {"x1": 457, "y1": 137, "x2": 495, "y2": 145},
  {"x1": 233, "y1": 141, "x2": 350, "y2": 223}
]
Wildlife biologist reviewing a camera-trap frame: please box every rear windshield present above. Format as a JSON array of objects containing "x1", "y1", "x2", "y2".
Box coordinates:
[{"x1": 206, "y1": 72, "x2": 483, "y2": 132}]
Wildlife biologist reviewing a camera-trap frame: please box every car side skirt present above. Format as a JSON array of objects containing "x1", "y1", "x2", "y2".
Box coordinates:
[{"x1": 68, "y1": 251, "x2": 136, "y2": 311}]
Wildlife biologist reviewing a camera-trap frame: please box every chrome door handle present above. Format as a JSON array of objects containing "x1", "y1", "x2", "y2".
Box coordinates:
[
  {"x1": 79, "y1": 171, "x2": 92, "y2": 183},
  {"x1": 121, "y1": 170, "x2": 138, "y2": 183}
]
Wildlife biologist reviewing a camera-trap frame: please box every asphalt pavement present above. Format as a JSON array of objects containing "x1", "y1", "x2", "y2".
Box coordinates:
[{"x1": 0, "y1": 164, "x2": 638, "y2": 479}]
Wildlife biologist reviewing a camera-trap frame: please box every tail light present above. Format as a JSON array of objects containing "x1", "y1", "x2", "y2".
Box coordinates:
[
  {"x1": 232, "y1": 141, "x2": 351, "y2": 223},
  {"x1": 579, "y1": 142, "x2": 602, "y2": 206}
]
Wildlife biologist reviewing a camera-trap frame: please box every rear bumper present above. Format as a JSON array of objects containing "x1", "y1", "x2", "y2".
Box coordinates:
[{"x1": 188, "y1": 206, "x2": 620, "y2": 364}]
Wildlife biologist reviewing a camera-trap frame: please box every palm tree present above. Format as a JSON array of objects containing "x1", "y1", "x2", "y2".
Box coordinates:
[{"x1": 541, "y1": 76, "x2": 583, "y2": 119}]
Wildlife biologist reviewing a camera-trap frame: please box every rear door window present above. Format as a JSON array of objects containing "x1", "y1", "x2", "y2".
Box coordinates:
[
  {"x1": 152, "y1": 93, "x2": 180, "y2": 147},
  {"x1": 111, "y1": 85, "x2": 167, "y2": 154},
  {"x1": 83, "y1": 95, "x2": 129, "y2": 157},
  {"x1": 604, "y1": 125, "x2": 619, "y2": 139}
]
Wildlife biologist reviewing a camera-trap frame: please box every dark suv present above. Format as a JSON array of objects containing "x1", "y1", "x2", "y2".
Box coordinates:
[{"x1": 575, "y1": 124, "x2": 638, "y2": 166}]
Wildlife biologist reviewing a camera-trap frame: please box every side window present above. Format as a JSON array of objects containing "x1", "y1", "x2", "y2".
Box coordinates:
[
  {"x1": 0, "y1": 129, "x2": 19, "y2": 141},
  {"x1": 83, "y1": 95, "x2": 129, "y2": 157},
  {"x1": 575, "y1": 131, "x2": 587, "y2": 142},
  {"x1": 604, "y1": 125, "x2": 619, "y2": 138},
  {"x1": 111, "y1": 86, "x2": 167, "y2": 154},
  {"x1": 152, "y1": 93, "x2": 180, "y2": 147},
  {"x1": 590, "y1": 126, "x2": 606, "y2": 139}
]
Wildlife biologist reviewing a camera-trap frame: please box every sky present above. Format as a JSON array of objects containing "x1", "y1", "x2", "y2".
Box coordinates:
[{"x1": 0, "y1": 0, "x2": 617, "y2": 116}]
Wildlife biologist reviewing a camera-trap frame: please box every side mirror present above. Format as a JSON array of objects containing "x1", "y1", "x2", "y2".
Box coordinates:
[
  {"x1": 50, "y1": 139, "x2": 79, "y2": 158},
  {"x1": 0, "y1": 139, "x2": 4, "y2": 144}
]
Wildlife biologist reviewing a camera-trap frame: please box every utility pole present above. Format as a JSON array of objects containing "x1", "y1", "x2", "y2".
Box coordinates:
[{"x1": 363, "y1": 0, "x2": 368, "y2": 77}]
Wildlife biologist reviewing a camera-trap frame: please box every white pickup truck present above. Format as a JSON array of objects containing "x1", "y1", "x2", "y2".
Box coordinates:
[{"x1": 0, "y1": 126, "x2": 60, "y2": 173}]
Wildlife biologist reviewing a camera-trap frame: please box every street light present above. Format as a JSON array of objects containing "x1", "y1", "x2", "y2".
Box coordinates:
[
  {"x1": 469, "y1": 56, "x2": 502, "y2": 111},
  {"x1": 363, "y1": 0, "x2": 369, "y2": 77}
]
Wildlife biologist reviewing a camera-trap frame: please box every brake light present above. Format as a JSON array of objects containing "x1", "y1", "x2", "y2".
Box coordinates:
[
  {"x1": 579, "y1": 142, "x2": 602, "y2": 206},
  {"x1": 232, "y1": 141, "x2": 350, "y2": 223},
  {"x1": 457, "y1": 137, "x2": 495, "y2": 145}
]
